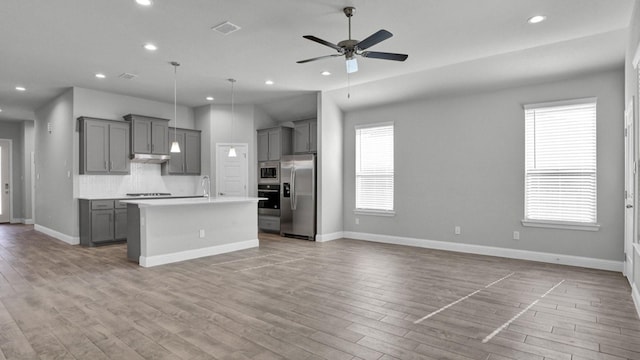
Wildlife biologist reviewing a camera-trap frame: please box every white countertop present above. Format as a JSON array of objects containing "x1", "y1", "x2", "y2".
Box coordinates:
[
  {"x1": 77, "y1": 194, "x2": 203, "y2": 200},
  {"x1": 120, "y1": 196, "x2": 265, "y2": 207}
]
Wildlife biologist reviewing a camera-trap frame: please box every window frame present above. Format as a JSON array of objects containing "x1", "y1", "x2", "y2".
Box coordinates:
[
  {"x1": 354, "y1": 122, "x2": 395, "y2": 216},
  {"x1": 521, "y1": 97, "x2": 600, "y2": 232}
]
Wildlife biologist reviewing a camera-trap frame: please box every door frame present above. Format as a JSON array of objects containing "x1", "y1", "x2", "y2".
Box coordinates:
[
  {"x1": 0, "y1": 139, "x2": 13, "y2": 223},
  {"x1": 625, "y1": 97, "x2": 637, "y2": 283},
  {"x1": 215, "y1": 143, "x2": 248, "y2": 197}
]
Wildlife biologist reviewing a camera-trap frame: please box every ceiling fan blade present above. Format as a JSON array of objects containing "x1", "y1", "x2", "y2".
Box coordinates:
[
  {"x1": 297, "y1": 54, "x2": 341, "y2": 64},
  {"x1": 361, "y1": 51, "x2": 408, "y2": 61},
  {"x1": 302, "y1": 35, "x2": 342, "y2": 52},
  {"x1": 356, "y1": 29, "x2": 393, "y2": 50}
]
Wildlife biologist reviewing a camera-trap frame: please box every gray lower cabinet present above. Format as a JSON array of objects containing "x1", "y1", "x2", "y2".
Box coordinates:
[
  {"x1": 258, "y1": 215, "x2": 280, "y2": 232},
  {"x1": 163, "y1": 128, "x2": 201, "y2": 175},
  {"x1": 79, "y1": 117, "x2": 130, "y2": 174},
  {"x1": 79, "y1": 199, "x2": 127, "y2": 246},
  {"x1": 293, "y1": 119, "x2": 317, "y2": 154}
]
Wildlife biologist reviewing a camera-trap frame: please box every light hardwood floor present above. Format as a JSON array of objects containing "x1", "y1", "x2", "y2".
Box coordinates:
[{"x1": 0, "y1": 224, "x2": 639, "y2": 360}]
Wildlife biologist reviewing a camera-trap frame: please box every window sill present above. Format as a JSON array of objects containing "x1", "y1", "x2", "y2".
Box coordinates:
[
  {"x1": 521, "y1": 219, "x2": 600, "y2": 232},
  {"x1": 354, "y1": 209, "x2": 396, "y2": 217}
]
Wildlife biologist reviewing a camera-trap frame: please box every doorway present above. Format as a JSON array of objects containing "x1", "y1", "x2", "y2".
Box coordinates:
[
  {"x1": 215, "y1": 143, "x2": 248, "y2": 197},
  {"x1": 0, "y1": 139, "x2": 11, "y2": 223}
]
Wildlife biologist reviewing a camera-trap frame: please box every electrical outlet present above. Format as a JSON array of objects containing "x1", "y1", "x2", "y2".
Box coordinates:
[
  {"x1": 355, "y1": 218, "x2": 359, "y2": 225},
  {"x1": 513, "y1": 231, "x2": 520, "y2": 240},
  {"x1": 454, "y1": 226, "x2": 461, "y2": 235},
  {"x1": 199, "y1": 229, "x2": 205, "y2": 238}
]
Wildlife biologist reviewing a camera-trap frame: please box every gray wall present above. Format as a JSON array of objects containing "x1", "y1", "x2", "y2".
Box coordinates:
[
  {"x1": 0, "y1": 121, "x2": 24, "y2": 220},
  {"x1": 194, "y1": 104, "x2": 262, "y2": 196},
  {"x1": 34, "y1": 88, "x2": 75, "y2": 236},
  {"x1": 343, "y1": 69, "x2": 624, "y2": 262},
  {"x1": 317, "y1": 92, "x2": 344, "y2": 237},
  {"x1": 22, "y1": 120, "x2": 34, "y2": 222}
]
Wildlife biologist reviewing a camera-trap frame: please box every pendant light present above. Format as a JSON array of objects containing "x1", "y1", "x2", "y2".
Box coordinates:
[
  {"x1": 170, "y1": 61, "x2": 181, "y2": 153},
  {"x1": 228, "y1": 78, "x2": 237, "y2": 157}
]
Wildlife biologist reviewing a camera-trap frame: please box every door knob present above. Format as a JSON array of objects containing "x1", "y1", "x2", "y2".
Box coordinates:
[{"x1": 626, "y1": 204, "x2": 633, "y2": 208}]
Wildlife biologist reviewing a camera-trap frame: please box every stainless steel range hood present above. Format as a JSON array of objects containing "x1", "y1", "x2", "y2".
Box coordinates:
[{"x1": 130, "y1": 153, "x2": 171, "y2": 164}]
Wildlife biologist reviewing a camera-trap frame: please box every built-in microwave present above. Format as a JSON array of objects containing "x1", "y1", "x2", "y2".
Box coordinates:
[{"x1": 258, "y1": 161, "x2": 279, "y2": 184}]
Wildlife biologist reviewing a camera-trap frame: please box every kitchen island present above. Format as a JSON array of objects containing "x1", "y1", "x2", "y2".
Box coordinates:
[{"x1": 122, "y1": 196, "x2": 262, "y2": 267}]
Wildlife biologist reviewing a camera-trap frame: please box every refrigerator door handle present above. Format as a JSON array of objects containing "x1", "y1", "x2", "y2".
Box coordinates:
[{"x1": 291, "y1": 166, "x2": 297, "y2": 210}]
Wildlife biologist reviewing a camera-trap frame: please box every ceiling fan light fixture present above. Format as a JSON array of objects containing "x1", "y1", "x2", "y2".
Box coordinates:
[{"x1": 346, "y1": 58, "x2": 358, "y2": 73}]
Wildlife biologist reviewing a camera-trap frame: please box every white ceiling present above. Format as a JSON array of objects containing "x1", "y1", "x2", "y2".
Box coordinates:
[{"x1": 0, "y1": 0, "x2": 634, "y2": 121}]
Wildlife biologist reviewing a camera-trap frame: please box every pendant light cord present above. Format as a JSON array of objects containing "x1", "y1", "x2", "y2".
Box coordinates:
[
  {"x1": 170, "y1": 61, "x2": 180, "y2": 144},
  {"x1": 229, "y1": 78, "x2": 236, "y2": 145}
]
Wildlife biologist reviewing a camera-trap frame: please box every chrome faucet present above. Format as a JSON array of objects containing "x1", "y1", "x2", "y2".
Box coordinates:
[{"x1": 201, "y1": 175, "x2": 211, "y2": 198}]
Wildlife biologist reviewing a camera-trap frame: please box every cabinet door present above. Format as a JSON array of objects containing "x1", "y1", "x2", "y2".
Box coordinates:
[
  {"x1": 184, "y1": 131, "x2": 201, "y2": 175},
  {"x1": 85, "y1": 121, "x2": 109, "y2": 173},
  {"x1": 91, "y1": 209, "x2": 114, "y2": 242},
  {"x1": 308, "y1": 120, "x2": 317, "y2": 153},
  {"x1": 257, "y1": 131, "x2": 269, "y2": 161},
  {"x1": 167, "y1": 130, "x2": 185, "y2": 174},
  {"x1": 114, "y1": 209, "x2": 127, "y2": 240},
  {"x1": 152, "y1": 121, "x2": 169, "y2": 154},
  {"x1": 293, "y1": 122, "x2": 310, "y2": 153},
  {"x1": 109, "y1": 122, "x2": 130, "y2": 174},
  {"x1": 132, "y1": 119, "x2": 152, "y2": 154},
  {"x1": 268, "y1": 129, "x2": 281, "y2": 161}
]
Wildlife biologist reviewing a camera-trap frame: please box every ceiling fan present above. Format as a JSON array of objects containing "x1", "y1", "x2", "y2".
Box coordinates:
[{"x1": 297, "y1": 6, "x2": 408, "y2": 73}]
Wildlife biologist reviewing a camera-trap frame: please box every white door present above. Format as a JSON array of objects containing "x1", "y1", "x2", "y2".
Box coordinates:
[
  {"x1": 624, "y1": 99, "x2": 635, "y2": 281},
  {"x1": 0, "y1": 139, "x2": 11, "y2": 223},
  {"x1": 216, "y1": 143, "x2": 248, "y2": 197}
]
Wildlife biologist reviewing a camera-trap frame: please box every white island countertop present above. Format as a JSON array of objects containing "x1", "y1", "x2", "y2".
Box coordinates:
[{"x1": 121, "y1": 196, "x2": 265, "y2": 207}]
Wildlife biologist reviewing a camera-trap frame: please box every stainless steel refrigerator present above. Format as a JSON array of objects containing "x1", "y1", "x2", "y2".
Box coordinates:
[{"x1": 280, "y1": 154, "x2": 316, "y2": 240}]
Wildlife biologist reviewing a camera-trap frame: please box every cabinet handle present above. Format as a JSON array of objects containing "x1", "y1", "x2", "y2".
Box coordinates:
[
  {"x1": 147, "y1": 143, "x2": 150, "y2": 151},
  {"x1": 151, "y1": 144, "x2": 154, "y2": 153},
  {"x1": 104, "y1": 161, "x2": 107, "y2": 170},
  {"x1": 110, "y1": 161, "x2": 113, "y2": 170}
]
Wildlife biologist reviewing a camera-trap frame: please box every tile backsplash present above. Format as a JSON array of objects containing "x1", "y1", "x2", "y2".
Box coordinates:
[{"x1": 78, "y1": 163, "x2": 200, "y2": 197}]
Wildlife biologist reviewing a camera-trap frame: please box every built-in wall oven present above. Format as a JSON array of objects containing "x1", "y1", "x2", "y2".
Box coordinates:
[
  {"x1": 258, "y1": 161, "x2": 279, "y2": 184},
  {"x1": 258, "y1": 184, "x2": 280, "y2": 216}
]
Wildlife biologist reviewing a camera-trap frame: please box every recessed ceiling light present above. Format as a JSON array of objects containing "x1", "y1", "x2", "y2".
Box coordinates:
[
  {"x1": 143, "y1": 43, "x2": 158, "y2": 51},
  {"x1": 527, "y1": 15, "x2": 546, "y2": 24},
  {"x1": 206, "y1": 96, "x2": 214, "y2": 101},
  {"x1": 136, "y1": 0, "x2": 152, "y2": 5},
  {"x1": 15, "y1": 86, "x2": 26, "y2": 92},
  {"x1": 265, "y1": 80, "x2": 274, "y2": 85},
  {"x1": 95, "y1": 73, "x2": 106, "y2": 79},
  {"x1": 321, "y1": 71, "x2": 331, "y2": 76},
  {"x1": 0, "y1": 108, "x2": 3, "y2": 112}
]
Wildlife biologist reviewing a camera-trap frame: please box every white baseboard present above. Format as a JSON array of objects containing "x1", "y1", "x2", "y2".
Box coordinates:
[
  {"x1": 23, "y1": 218, "x2": 34, "y2": 225},
  {"x1": 632, "y1": 283, "x2": 640, "y2": 319},
  {"x1": 316, "y1": 231, "x2": 344, "y2": 242},
  {"x1": 343, "y1": 231, "x2": 623, "y2": 272},
  {"x1": 140, "y1": 239, "x2": 259, "y2": 267},
  {"x1": 10, "y1": 218, "x2": 23, "y2": 224},
  {"x1": 34, "y1": 224, "x2": 80, "y2": 245}
]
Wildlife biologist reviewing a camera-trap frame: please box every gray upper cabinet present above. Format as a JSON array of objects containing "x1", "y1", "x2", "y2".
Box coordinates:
[
  {"x1": 257, "y1": 127, "x2": 292, "y2": 161},
  {"x1": 124, "y1": 114, "x2": 170, "y2": 155},
  {"x1": 79, "y1": 117, "x2": 130, "y2": 175},
  {"x1": 163, "y1": 128, "x2": 201, "y2": 175},
  {"x1": 293, "y1": 119, "x2": 317, "y2": 154}
]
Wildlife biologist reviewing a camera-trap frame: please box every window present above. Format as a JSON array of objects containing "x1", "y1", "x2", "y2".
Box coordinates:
[
  {"x1": 523, "y1": 98, "x2": 598, "y2": 230},
  {"x1": 355, "y1": 123, "x2": 394, "y2": 213}
]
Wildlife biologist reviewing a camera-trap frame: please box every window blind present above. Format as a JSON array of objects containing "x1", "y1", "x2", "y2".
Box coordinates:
[
  {"x1": 524, "y1": 99, "x2": 597, "y2": 224},
  {"x1": 356, "y1": 123, "x2": 394, "y2": 211}
]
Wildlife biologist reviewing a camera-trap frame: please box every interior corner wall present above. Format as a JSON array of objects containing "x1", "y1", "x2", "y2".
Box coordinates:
[
  {"x1": 34, "y1": 88, "x2": 75, "y2": 238},
  {"x1": 317, "y1": 92, "x2": 344, "y2": 237},
  {"x1": 343, "y1": 68, "x2": 624, "y2": 263},
  {"x1": 0, "y1": 121, "x2": 25, "y2": 221}
]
